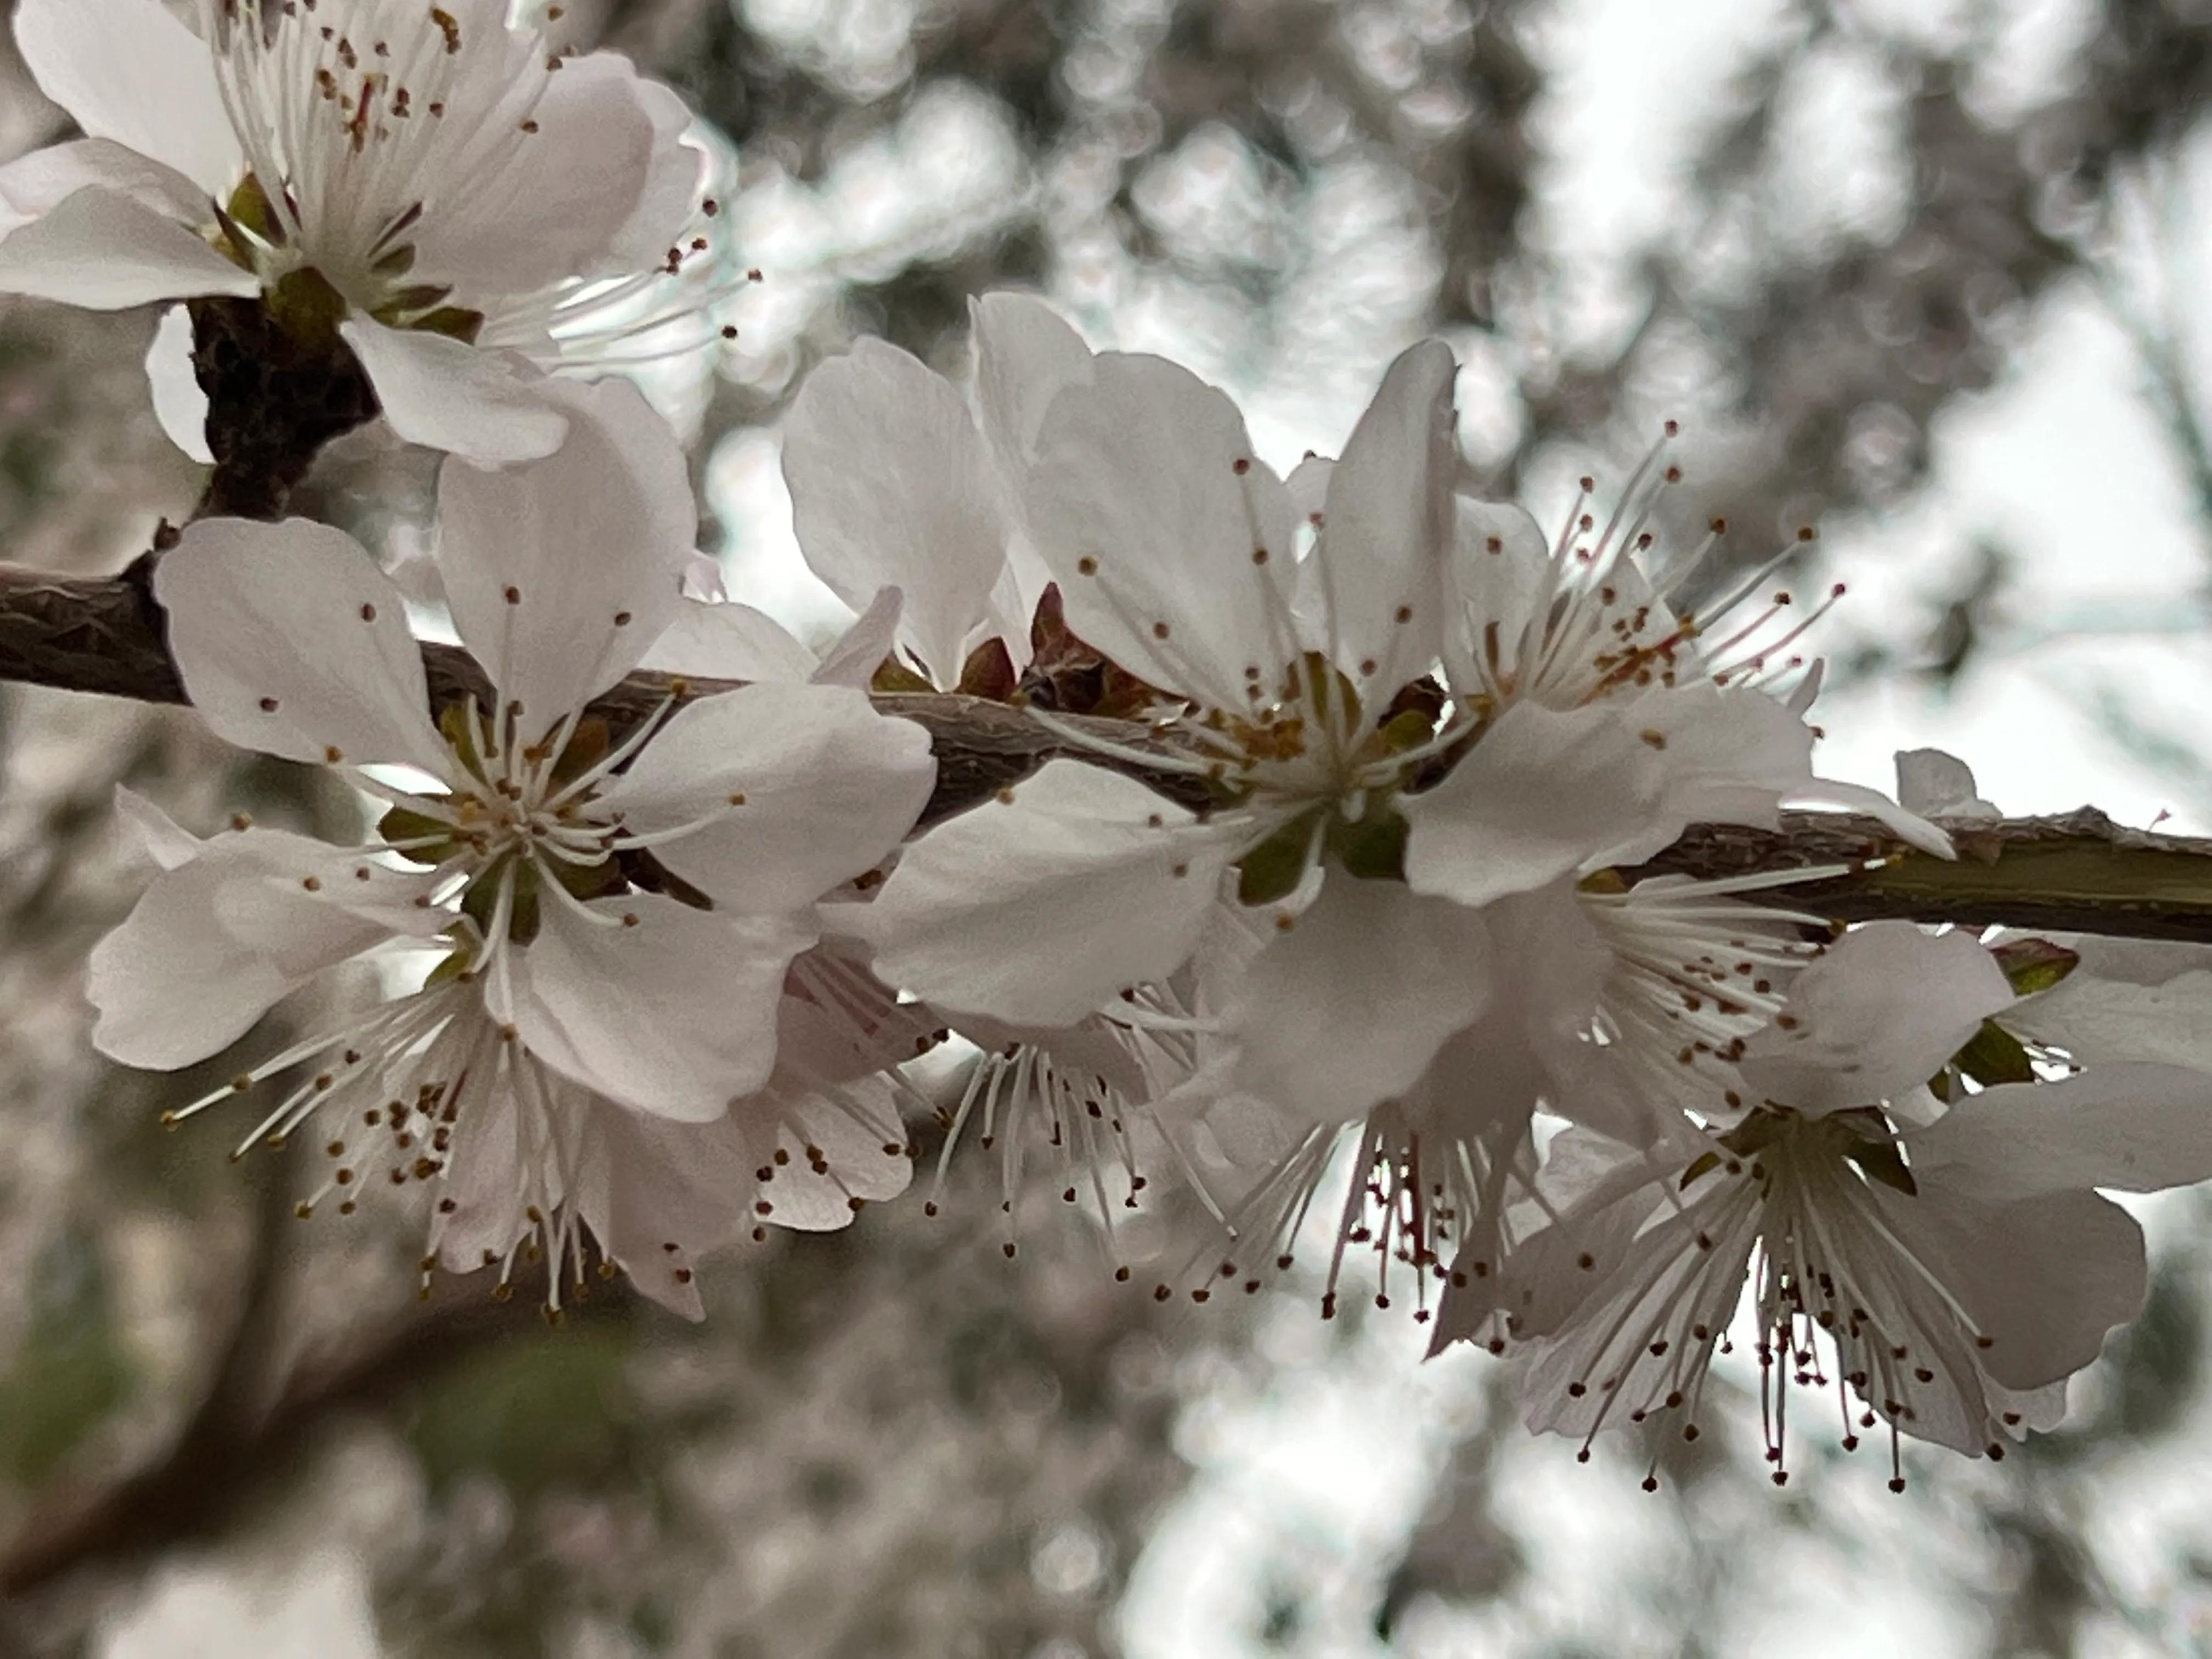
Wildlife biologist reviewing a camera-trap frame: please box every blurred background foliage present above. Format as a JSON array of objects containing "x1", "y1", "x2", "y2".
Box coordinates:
[{"x1": 4, "y1": 0, "x2": 2212, "y2": 1653}]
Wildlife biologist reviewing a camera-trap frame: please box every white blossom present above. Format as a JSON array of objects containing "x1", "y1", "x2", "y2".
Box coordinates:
[
  {"x1": 1432, "y1": 922, "x2": 2212, "y2": 1482},
  {"x1": 0, "y1": 0, "x2": 710, "y2": 463},
  {"x1": 87, "y1": 379, "x2": 935, "y2": 1306}
]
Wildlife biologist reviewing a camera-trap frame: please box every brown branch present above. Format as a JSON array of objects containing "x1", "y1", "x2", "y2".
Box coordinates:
[{"x1": 8, "y1": 563, "x2": 2212, "y2": 936}]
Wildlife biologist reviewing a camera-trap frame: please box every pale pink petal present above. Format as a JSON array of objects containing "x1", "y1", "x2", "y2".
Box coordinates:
[
  {"x1": 1310, "y1": 338, "x2": 1455, "y2": 696},
  {"x1": 338, "y1": 317, "x2": 569, "y2": 465},
  {"x1": 504, "y1": 891, "x2": 816, "y2": 1121},
  {"x1": 1738, "y1": 922, "x2": 2012, "y2": 1111},
  {"x1": 1222, "y1": 875, "x2": 1492, "y2": 1122},
  {"x1": 0, "y1": 184, "x2": 257, "y2": 308},
  {"x1": 14, "y1": 0, "x2": 242, "y2": 196},
  {"x1": 1023, "y1": 353, "x2": 1296, "y2": 713},
  {"x1": 860, "y1": 759, "x2": 1246, "y2": 1026},
  {"x1": 1401, "y1": 699, "x2": 1664, "y2": 909},
  {"x1": 599, "y1": 683, "x2": 933, "y2": 910},
  {"x1": 437, "y1": 377, "x2": 694, "y2": 730},
  {"x1": 154, "y1": 517, "x2": 451, "y2": 775},
  {"x1": 1907, "y1": 1063, "x2": 2212, "y2": 1199},
  {"x1": 783, "y1": 338, "x2": 1007, "y2": 687},
  {"x1": 146, "y1": 302, "x2": 212, "y2": 463}
]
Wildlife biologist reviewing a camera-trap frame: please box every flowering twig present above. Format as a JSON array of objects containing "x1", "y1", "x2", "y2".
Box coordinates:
[{"x1": 4, "y1": 561, "x2": 2212, "y2": 938}]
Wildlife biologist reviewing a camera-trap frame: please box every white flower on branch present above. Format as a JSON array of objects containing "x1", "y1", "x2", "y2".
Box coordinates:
[
  {"x1": 0, "y1": 0, "x2": 711, "y2": 463},
  {"x1": 86, "y1": 379, "x2": 935, "y2": 1307},
  {"x1": 1430, "y1": 921, "x2": 2212, "y2": 1484},
  {"x1": 782, "y1": 294, "x2": 1094, "y2": 688}
]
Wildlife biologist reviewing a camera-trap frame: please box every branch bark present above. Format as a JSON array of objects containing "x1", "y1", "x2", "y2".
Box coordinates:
[{"x1": 8, "y1": 563, "x2": 2212, "y2": 939}]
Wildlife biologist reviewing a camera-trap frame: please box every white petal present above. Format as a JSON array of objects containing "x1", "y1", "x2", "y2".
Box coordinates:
[
  {"x1": 1866, "y1": 1179, "x2": 2146, "y2": 1395},
  {"x1": 597, "y1": 682, "x2": 936, "y2": 912},
  {"x1": 1223, "y1": 876, "x2": 1492, "y2": 1122},
  {"x1": 2013, "y1": 941, "x2": 2212, "y2": 1069},
  {"x1": 1311, "y1": 338, "x2": 1455, "y2": 695},
  {"x1": 1738, "y1": 922, "x2": 2012, "y2": 1111},
  {"x1": 641, "y1": 598, "x2": 819, "y2": 682},
  {"x1": 1895, "y1": 747, "x2": 1999, "y2": 820},
  {"x1": 0, "y1": 184, "x2": 256, "y2": 308},
  {"x1": 1440, "y1": 496, "x2": 1549, "y2": 696},
  {"x1": 1784, "y1": 777, "x2": 1954, "y2": 859},
  {"x1": 971, "y1": 291, "x2": 1094, "y2": 470},
  {"x1": 0, "y1": 137, "x2": 207, "y2": 222},
  {"x1": 87, "y1": 827, "x2": 433, "y2": 1068},
  {"x1": 338, "y1": 317, "x2": 568, "y2": 465},
  {"x1": 1401, "y1": 699, "x2": 1664, "y2": 908},
  {"x1": 437, "y1": 377, "x2": 694, "y2": 730},
  {"x1": 860, "y1": 759, "x2": 1244, "y2": 1026},
  {"x1": 1023, "y1": 353, "x2": 1296, "y2": 713},
  {"x1": 1908, "y1": 1063, "x2": 2212, "y2": 1199},
  {"x1": 504, "y1": 892, "x2": 816, "y2": 1121},
  {"x1": 783, "y1": 338, "x2": 1008, "y2": 687},
  {"x1": 409, "y1": 52, "x2": 664, "y2": 297},
  {"x1": 111, "y1": 785, "x2": 201, "y2": 871},
  {"x1": 154, "y1": 518, "x2": 450, "y2": 774},
  {"x1": 812, "y1": 586, "x2": 904, "y2": 688},
  {"x1": 146, "y1": 303, "x2": 212, "y2": 463},
  {"x1": 562, "y1": 1090, "x2": 756, "y2": 1318},
  {"x1": 14, "y1": 0, "x2": 242, "y2": 197},
  {"x1": 740, "y1": 1077, "x2": 913, "y2": 1231}
]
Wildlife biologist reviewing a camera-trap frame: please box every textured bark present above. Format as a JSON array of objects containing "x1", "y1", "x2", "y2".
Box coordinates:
[{"x1": 5, "y1": 563, "x2": 2212, "y2": 937}]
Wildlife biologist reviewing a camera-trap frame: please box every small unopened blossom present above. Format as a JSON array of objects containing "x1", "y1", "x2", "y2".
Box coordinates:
[
  {"x1": 1, "y1": 0, "x2": 712, "y2": 462},
  {"x1": 89, "y1": 379, "x2": 935, "y2": 1302},
  {"x1": 1432, "y1": 922, "x2": 2212, "y2": 1483}
]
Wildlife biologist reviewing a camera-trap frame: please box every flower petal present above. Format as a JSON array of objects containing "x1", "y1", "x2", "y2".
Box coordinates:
[
  {"x1": 1895, "y1": 747, "x2": 1999, "y2": 820},
  {"x1": 146, "y1": 303, "x2": 212, "y2": 463},
  {"x1": 811, "y1": 586, "x2": 903, "y2": 687},
  {"x1": 14, "y1": 0, "x2": 242, "y2": 198},
  {"x1": 437, "y1": 377, "x2": 695, "y2": 730},
  {"x1": 641, "y1": 598, "x2": 820, "y2": 682},
  {"x1": 599, "y1": 682, "x2": 936, "y2": 912},
  {"x1": 783, "y1": 338, "x2": 1007, "y2": 687},
  {"x1": 860, "y1": 759, "x2": 1244, "y2": 1026},
  {"x1": 503, "y1": 891, "x2": 816, "y2": 1121},
  {"x1": 1441, "y1": 496, "x2": 1550, "y2": 698},
  {"x1": 972, "y1": 292, "x2": 1094, "y2": 470},
  {"x1": 1311, "y1": 338, "x2": 1455, "y2": 696},
  {"x1": 87, "y1": 827, "x2": 436, "y2": 1068},
  {"x1": 1402, "y1": 699, "x2": 1664, "y2": 909},
  {"x1": 1222, "y1": 876, "x2": 1492, "y2": 1121},
  {"x1": 338, "y1": 316, "x2": 569, "y2": 465},
  {"x1": 738, "y1": 1077, "x2": 913, "y2": 1231},
  {"x1": 1738, "y1": 922, "x2": 2012, "y2": 1112},
  {"x1": 1023, "y1": 352, "x2": 1296, "y2": 713},
  {"x1": 1908, "y1": 1063, "x2": 2212, "y2": 1199},
  {"x1": 0, "y1": 184, "x2": 256, "y2": 308},
  {"x1": 154, "y1": 517, "x2": 450, "y2": 775}
]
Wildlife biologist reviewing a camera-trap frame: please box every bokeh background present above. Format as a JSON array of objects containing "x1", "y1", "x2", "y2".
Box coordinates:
[{"x1": 4, "y1": 0, "x2": 2212, "y2": 1652}]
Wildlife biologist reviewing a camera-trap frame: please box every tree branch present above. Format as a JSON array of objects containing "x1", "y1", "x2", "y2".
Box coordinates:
[{"x1": 8, "y1": 562, "x2": 2212, "y2": 939}]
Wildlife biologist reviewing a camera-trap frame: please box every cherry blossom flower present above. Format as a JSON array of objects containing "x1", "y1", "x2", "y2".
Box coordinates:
[
  {"x1": 0, "y1": 0, "x2": 709, "y2": 463},
  {"x1": 1402, "y1": 478, "x2": 1950, "y2": 912},
  {"x1": 780, "y1": 294, "x2": 1094, "y2": 688},
  {"x1": 1160, "y1": 869, "x2": 1829, "y2": 1319},
  {"x1": 1431, "y1": 922, "x2": 2212, "y2": 1484},
  {"x1": 862, "y1": 340, "x2": 1484, "y2": 1120},
  {"x1": 87, "y1": 379, "x2": 935, "y2": 1305}
]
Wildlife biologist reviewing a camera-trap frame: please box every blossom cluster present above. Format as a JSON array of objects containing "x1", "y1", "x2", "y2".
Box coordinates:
[{"x1": 12, "y1": 0, "x2": 2212, "y2": 1483}]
